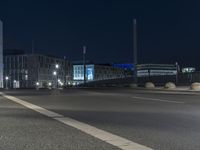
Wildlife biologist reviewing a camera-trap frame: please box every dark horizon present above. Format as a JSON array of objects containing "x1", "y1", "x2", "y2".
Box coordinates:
[{"x1": 1, "y1": 0, "x2": 200, "y2": 69}]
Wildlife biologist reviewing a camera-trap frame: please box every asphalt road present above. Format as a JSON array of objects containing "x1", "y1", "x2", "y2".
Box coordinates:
[{"x1": 1, "y1": 88, "x2": 200, "y2": 150}]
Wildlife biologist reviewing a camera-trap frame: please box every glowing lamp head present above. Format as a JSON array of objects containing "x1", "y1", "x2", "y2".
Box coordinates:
[
  {"x1": 53, "y1": 71, "x2": 57, "y2": 76},
  {"x1": 55, "y1": 64, "x2": 59, "y2": 69}
]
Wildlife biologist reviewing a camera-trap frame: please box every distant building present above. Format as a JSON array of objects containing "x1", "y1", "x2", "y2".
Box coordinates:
[
  {"x1": 0, "y1": 20, "x2": 3, "y2": 88},
  {"x1": 137, "y1": 64, "x2": 177, "y2": 77},
  {"x1": 73, "y1": 64, "x2": 131, "y2": 84},
  {"x1": 112, "y1": 63, "x2": 178, "y2": 77},
  {"x1": 182, "y1": 67, "x2": 195, "y2": 73},
  {"x1": 4, "y1": 52, "x2": 72, "y2": 88}
]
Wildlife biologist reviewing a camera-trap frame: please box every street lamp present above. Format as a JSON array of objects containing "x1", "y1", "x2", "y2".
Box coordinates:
[
  {"x1": 13, "y1": 80, "x2": 17, "y2": 89},
  {"x1": 53, "y1": 71, "x2": 57, "y2": 76},
  {"x1": 25, "y1": 75, "x2": 28, "y2": 88},
  {"x1": 48, "y1": 82, "x2": 52, "y2": 89},
  {"x1": 60, "y1": 82, "x2": 63, "y2": 87},
  {"x1": 55, "y1": 64, "x2": 59, "y2": 69},
  {"x1": 5, "y1": 76, "x2": 9, "y2": 89},
  {"x1": 53, "y1": 70, "x2": 58, "y2": 88},
  {"x1": 36, "y1": 82, "x2": 39, "y2": 90}
]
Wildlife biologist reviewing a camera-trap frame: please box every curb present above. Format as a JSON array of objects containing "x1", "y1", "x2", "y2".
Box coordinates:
[{"x1": 129, "y1": 86, "x2": 200, "y2": 93}]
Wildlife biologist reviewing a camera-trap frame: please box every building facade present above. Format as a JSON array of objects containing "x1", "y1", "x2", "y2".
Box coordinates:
[
  {"x1": 137, "y1": 64, "x2": 177, "y2": 77},
  {"x1": 0, "y1": 20, "x2": 3, "y2": 88},
  {"x1": 4, "y1": 53, "x2": 72, "y2": 88},
  {"x1": 73, "y1": 64, "x2": 131, "y2": 84}
]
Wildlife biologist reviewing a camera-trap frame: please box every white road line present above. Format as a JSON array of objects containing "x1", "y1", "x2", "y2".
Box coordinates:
[
  {"x1": 132, "y1": 96, "x2": 185, "y2": 104},
  {"x1": 3, "y1": 95, "x2": 63, "y2": 118},
  {"x1": 0, "y1": 92, "x2": 153, "y2": 150}
]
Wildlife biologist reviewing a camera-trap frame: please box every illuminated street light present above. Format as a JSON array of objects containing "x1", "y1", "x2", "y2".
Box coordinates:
[
  {"x1": 25, "y1": 75, "x2": 28, "y2": 80},
  {"x1": 13, "y1": 80, "x2": 17, "y2": 89},
  {"x1": 48, "y1": 82, "x2": 52, "y2": 90},
  {"x1": 5, "y1": 76, "x2": 9, "y2": 89},
  {"x1": 54, "y1": 64, "x2": 59, "y2": 89},
  {"x1": 55, "y1": 64, "x2": 59, "y2": 69},
  {"x1": 36, "y1": 82, "x2": 39, "y2": 90},
  {"x1": 53, "y1": 71, "x2": 57, "y2": 76}
]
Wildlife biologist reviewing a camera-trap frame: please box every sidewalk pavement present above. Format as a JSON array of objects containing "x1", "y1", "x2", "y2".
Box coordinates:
[{"x1": 135, "y1": 86, "x2": 200, "y2": 94}]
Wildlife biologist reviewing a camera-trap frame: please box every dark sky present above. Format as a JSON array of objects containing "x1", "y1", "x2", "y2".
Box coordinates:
[{"x1": 1, "y1": 0, "x2": 200, "y2": 68}]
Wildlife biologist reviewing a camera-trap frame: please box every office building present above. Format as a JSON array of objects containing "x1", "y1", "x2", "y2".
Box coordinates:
[
  {"x1": 137, "y1": 64, "x2": 177, "y2": 77},
  {"x1": 4, "y1": 52, "x2": 72, "y2": 88}
]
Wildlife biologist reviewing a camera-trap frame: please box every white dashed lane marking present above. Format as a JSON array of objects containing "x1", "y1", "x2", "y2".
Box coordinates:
[{"x1": 132, "y1": 96, "x2": 185, "y2": 104}]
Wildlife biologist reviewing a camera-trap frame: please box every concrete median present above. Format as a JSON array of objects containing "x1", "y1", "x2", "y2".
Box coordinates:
[
  {"x1": 145, "y1": 82, "x2": 155, "y2": 88},
  {"x1": 191, "y1": 82, "x2": 200, "y2": 91},
  {"x1": 164, "y1": 82, "x2": 176, "y2": 89}
]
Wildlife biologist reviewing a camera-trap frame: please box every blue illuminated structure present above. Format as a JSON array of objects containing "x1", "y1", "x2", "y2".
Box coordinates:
[
  {"x1": 73, "y1": 63, "x2": 129, "y2": 84},
  {"x1": 112, "y1": 63, "x2": 134, "y2": 71}
]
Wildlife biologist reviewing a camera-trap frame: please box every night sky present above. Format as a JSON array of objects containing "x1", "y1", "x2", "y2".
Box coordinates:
[{"x1": 1, "y1": 0, "x2": 200, "y2": 68}]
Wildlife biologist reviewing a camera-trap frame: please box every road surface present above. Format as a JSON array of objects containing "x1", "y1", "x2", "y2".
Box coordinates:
[{"x1": 0, "y1": 88, "x2": 200, "y2": 150}]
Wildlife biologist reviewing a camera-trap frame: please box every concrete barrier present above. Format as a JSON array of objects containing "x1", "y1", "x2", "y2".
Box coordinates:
[
  {"x1": 191, "y1": 82, "x2": 200, "y2": 91},
  {"x1": 130, "y1": 83, "x2": 138, "y2": 88},
  {"x1": 164, "y1": 82, "x2": 176, "y2": 89},
  {"x1": 145, "y1": 82, "x2": 155, "y2": 88}
]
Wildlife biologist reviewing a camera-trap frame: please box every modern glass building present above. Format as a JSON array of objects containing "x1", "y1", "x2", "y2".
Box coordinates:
[
  {"x1": 73, "y1": 64, "x2": 129, "y2": 85},
  {"x1": 0, "y1": 20, "x2": 3, "y2": 88},
  {"x1": 73, "y1": 65, "x2": 94, "y2": 81}
]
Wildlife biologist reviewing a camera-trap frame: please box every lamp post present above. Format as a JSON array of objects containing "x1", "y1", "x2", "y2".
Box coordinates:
[
  {"x1": 55, "y1": 64, "x2": 60, "y2": 88},
  {"x1": 48, "y1": 82, "x2": 52, "y2": 89},
  {"x1": 5, "y1": 76, "x2": 9, "y2": 89},
  {"x1": 53, "y1": 70, "x2": 58, "y2": 89},
  {"x1": 25, "y1": 74, "x2": 28, "y2": 88},
  {"x1": 175, "y1": 62, "x2": 179, "y2": 85},
  {"x1": 36, "y1": 82, "x2": 39, "y2": 90},
  {"x1": 133, "y1": 18, "x2": 138, "y2": 86},
  {"x1": 83, "y1": 46, "x2": 86, "y2": 86},
  {"x1": 13, "y1": 80, "x2": 17, "y2": 89}
]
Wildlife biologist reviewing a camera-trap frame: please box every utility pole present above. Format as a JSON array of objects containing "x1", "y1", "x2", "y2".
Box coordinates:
[
  {"x1": 83, "y1": 46, "x2": 86, "y2": 85},
  {"x1": 175, "y1": 62, "x2": 179, "y2": 85},
  {"x1": 64, "y1": 56, "x2": 67, "y2": 86},
  {"x1": 133, "y1": 18, "x2": 138, "y2": 85},
  {"x1": 32, "y1": 40, "x2": 35, "y2": 54}
]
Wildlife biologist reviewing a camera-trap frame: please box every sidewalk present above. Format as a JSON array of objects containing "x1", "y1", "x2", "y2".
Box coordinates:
[
  {"x1": 156, "y1": 86, "x2": 191, "y2": 91},
  {"x1": 131, "y1": 86, "x2": 200, "y2": 94}
]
